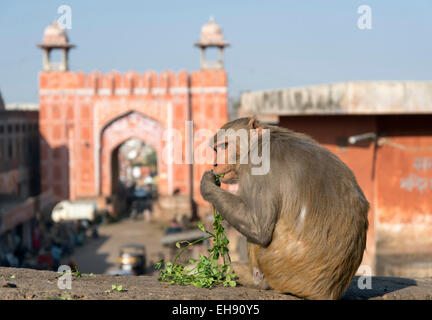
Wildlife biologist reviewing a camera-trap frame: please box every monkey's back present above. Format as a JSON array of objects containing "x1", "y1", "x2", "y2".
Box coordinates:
[{"x1": 256, "y1": 128, "x2": 369, "y2": 299}]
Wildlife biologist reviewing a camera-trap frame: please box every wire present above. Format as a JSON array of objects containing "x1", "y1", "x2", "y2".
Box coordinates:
[{"x1": 377, "y1": 137, "x2": 432, "y2": 152}]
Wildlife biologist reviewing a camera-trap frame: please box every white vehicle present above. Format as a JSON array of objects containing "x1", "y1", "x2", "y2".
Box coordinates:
[{"x1": 51, "y1": 200, "x2": 97, "y2": 222}]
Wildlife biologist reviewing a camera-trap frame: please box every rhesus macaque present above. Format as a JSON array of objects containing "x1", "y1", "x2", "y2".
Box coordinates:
[{"x1": 200, "y1": 117, "x2": 369, "y2": 300}]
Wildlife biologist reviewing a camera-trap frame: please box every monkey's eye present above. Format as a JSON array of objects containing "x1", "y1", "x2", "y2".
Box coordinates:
[{"x1": 216, "y1": 142, "x2": 229, "y2": 151}]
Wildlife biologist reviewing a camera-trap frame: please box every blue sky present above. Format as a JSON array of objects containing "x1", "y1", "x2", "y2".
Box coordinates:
[{"x1": 0, "y1": 0, "x2": 431, "y2": 103}]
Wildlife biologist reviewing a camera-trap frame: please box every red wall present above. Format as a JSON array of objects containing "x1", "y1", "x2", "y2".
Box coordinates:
[
  {"x1": 279, "y1": 114, "x2": 432, "y2": 269},
  {"x1": 375, "y1": 115, "x2": 432, "y2": 225},
  {"x1": 279, "y1": 115, "x2": 377, "y2": 268},
  {"x1": 38, "y1": 70, "x2": 228, "y2": 207}
]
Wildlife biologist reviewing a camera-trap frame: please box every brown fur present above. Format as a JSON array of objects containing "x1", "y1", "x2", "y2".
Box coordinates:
[{"x1": 200, "y1": 117, "x2": 369, "y2": 300}]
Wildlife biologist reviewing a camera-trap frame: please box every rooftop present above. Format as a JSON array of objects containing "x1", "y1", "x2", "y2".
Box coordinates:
[
  {"x1": 5, "y1": 103, "x2": 39, "y2": 111},
  {"x1": 240, "y1": 81, "x2": 432, "y2": 116}
]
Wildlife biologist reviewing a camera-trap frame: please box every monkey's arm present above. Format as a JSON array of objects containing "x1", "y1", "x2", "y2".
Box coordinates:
[{"x1": 200, "y1": 171, "x2": 277, "y2": 246}]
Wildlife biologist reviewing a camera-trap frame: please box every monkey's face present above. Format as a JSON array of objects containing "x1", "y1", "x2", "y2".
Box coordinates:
[{"x1": 213, "y1": 138, "x2": 239, "y2": 184}]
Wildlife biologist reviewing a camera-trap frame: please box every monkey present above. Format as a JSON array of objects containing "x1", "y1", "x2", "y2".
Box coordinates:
[{"x1": 200, "y1": 117, "x2": 369, "y2": 300}]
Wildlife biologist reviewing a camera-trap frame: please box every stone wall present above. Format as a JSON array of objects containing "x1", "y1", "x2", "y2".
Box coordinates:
[{"x1": 240, "y1": 81, "x2": 432, "y2": 117}]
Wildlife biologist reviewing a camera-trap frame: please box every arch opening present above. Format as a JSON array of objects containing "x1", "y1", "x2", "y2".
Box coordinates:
[
  {"x1": 100, "y1": 111, "x2": 166, "y2": 217},
  {"x1": 110, "y1": 138, "x2": 158, "y2": 218}
]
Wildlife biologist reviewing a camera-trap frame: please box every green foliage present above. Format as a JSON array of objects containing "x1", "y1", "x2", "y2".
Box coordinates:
[
  {"x1": 105, "y1": 284, "x2": 126, "y2": 293},
  {"x1": 73, "y1": 270, "x2": 82, "y2": 278},
  {"x1": 155, "y1": 171, "x2": 237, "y2": 289},
  {"x1": 112, "y1": 284, "x2": 124, "y2": 292},
  {"x1": 59, "y1": 290, "x2": 73, "y2": 300}
]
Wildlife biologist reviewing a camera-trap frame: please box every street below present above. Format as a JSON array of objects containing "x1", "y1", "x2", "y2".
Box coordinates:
[{"x1": 64, "y1": 217, "x2": 171, "y2": 275}]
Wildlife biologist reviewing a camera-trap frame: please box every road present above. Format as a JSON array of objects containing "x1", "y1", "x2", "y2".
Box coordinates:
[{"x1": 64, "y1": 217, "x2": 171, "y2": 275}]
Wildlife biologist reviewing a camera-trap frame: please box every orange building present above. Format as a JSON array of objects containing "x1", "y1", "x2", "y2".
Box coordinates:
[
  {"x1": 0, "y1": 101, "x2": 50, "y2": 253},
  {"x1": 37, "y1": 20, "x2": 229, "y2": 214},
  {"x1": 240, "y1": 82, "x2": 432, "y2": 274}
]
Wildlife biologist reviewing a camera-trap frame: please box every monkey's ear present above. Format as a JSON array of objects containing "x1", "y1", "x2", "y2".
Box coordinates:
[
  {"x1": 247, "y1": 116, "x2": 261, "y2": 130},
  {"x1": 248, "y1": 116, "x2": 264, "y2": 137}
]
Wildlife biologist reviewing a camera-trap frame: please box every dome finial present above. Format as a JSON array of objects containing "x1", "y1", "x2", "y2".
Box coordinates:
[
  {"x1": 194, "y1": 17, "x2": 230, "y2": 70},
  {"x1": 195, "y1": 17, "x2": 229, "y2": 48},
  {"x1": 37, "y1": 21, "x2": 74, "y2": 48},
  {"x1": 37, "y1": 21, "x2": 75, "y2": 71}
]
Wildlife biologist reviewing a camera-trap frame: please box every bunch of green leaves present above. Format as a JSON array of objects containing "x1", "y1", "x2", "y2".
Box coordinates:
[
  {"x1": 155, "y1": 171, "x2": 237, "y2": 289},
  {"x1": 59, "y1": 290, "x2": 73, "y2": 300},
  {"x1": 105, "y1": 284, "x2": 126, "y2": 293}
]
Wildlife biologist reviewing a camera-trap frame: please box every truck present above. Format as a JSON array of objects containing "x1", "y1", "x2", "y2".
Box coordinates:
[{"x1": 51, "y1": 200, "x2": 98, "y2": 223}]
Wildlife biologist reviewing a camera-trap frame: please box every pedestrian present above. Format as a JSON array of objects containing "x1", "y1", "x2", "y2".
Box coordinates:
[
  {"x1": 37, "y1": 247, "x2": 53, "y2": 270},
  {"x1": 14, "y1": 244, "x2": 27, "y2": 267},
  {"x1": 5, "y1": 252, "x2": 19, "y2": 267},
  {"x1": 91, "y1": 224, "x2": 99, "y2": 239},
  {"x1": 31, "y1": 223, "x2": 41, "y2": 251},
  {"x1": 51, "y1": 242, "x2": 62, "y2": 271}
]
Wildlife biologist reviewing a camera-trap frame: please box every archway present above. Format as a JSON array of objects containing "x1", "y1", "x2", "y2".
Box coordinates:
[
  {"x1": 113, "y1": 138, "x2": 158, "y2": 194},
  {"x1": 100, "y1": 111, "x2": 165, "y2": 197}
]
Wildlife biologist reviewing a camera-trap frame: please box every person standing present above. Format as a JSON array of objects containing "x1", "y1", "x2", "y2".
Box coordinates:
[{"x1": 51, "y1": 242, "x2": 62, "y2": 271}]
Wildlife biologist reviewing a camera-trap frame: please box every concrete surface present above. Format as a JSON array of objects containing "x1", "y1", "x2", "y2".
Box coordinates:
[{"x1": 0, "y1": 266, "x2": 431, "y2": 300}]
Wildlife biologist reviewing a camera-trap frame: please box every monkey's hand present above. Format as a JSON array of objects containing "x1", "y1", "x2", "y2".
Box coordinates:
[{"x1": 200, "y1": 170, "x2": 218, "y2": 202}]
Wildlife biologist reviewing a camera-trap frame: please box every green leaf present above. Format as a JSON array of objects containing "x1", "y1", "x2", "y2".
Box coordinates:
[
  {"x1": 156, "y1": 206, "x2": 235, "y2": 289},
  {"x1": 197, "y1": 222, "x2": 205, "y2": 231}
]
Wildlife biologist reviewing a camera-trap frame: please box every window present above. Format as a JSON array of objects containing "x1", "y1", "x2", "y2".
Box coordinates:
[
  {"x1": 16, "y1": 137, "x2": 20, "y2": 158},
  {"x1": 8, "y1": 139, "x2": 12, "y2": 159},
  {"x1": 27, "y1": 140, "x2": 32, "y2": 159},
  {"x1": 22, "y1": 137, "x2": 26, "y2": 158}
]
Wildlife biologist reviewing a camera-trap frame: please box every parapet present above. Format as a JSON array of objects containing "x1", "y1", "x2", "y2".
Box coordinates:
[
  {"x1": 39, "y1": 69, "x2": 227, "y2": 96},
  {"x1": 240, "y1": 81, "x2": 432, "y2": 116}
]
